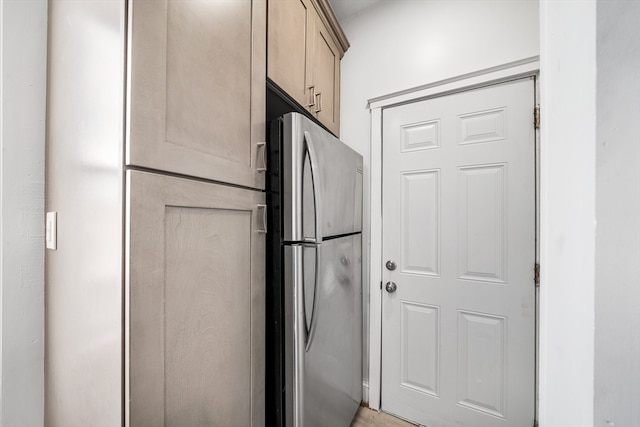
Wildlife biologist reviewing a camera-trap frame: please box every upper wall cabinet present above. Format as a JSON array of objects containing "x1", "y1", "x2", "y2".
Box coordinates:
[
  {"x1": 127, "y1": 0, "x2": 266, "y2": 190},
  {"x1": 267, "y1": 0, "x2": 314, "y2": 110},
  {"x1": 267, "y1": 0, "x2": 349, "y2": 136}
]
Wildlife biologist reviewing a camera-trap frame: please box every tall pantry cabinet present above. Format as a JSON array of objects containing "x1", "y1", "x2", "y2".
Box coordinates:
[{"x1": 45, "y1": 1, "x2": 266, "y2": 426}]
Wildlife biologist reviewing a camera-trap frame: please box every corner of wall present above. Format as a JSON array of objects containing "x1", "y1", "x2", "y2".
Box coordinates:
[
  {"x1": 538, "y1": 1, "x2": 597, "y2": 426},
  {"x1": 0, "y1": 0, "x2": 47, "y2": 425},
  {"x1": 593, "y1": 1, "x2": 640, "y2": 425}
]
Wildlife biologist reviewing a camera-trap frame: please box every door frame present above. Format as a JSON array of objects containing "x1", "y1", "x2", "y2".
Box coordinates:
[{"x1": 367, "y1": 56, "x2": 540, "y2": 416}]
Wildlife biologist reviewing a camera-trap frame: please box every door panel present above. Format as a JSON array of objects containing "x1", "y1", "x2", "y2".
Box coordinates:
[
  {"x1": 458, "y1": 164, "x2": 506, "y2": 282},
  {"x1": 164, "y1": 206, "x2": 251, "y2": 426},
  {"x1": 457, "y1": 311, "x2": 506, "y2": 418},
  {"x1": 400, "y1": 170, "x2": 440, "y2": 276},
  {"x1": 382, "y1": 78, "x2": 535, "y2": 427},
  {"x1": 126, "y1": 170, "x2": 265, "y2": 426},
  {"x1": 127, "y1": 0, "x2": 265, "y2": 189},
  {"x1": 311, "y1": 16, "x2": 340, "y2": 135},
  {"x1": 267, "y1": 0, "x2": 313, "y2": 108},
  {"x1": 400, "y1": 301, "x2": 440, "y2": 396}
]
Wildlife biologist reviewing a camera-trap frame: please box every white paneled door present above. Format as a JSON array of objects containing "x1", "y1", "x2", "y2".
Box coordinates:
[{"x1": 381, "y1": 78, "x2": 536, "y2": 427}]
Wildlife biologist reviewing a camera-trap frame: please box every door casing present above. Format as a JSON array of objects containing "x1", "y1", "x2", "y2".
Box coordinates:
[{"x1": 366, "y1": 57, "x2": 540, "y2": 420}]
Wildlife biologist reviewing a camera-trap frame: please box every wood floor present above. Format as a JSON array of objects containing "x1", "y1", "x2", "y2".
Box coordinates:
[{"x1": 351, "y1": 406, "x2": 417, "y2": 427}]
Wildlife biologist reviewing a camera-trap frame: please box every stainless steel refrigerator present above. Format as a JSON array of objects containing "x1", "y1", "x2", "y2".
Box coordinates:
[{"x1": 266, "y1": 113, "x2": 363, "y2": 427}]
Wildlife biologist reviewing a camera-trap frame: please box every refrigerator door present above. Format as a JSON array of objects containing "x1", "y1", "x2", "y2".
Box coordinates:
[
  {"x1": 283, "y1": 234, "x2": 363, "y2": 427},
  {"x1": 281, "y1": 113, "x2": 363, "y2": 242}
]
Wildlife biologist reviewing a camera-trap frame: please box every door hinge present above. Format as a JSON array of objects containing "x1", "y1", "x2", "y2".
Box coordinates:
[
  {"x1": 533, "y1": 420, "x2": 539, "y2": 427},
  {"x1": 380, "y1": 281, "x2": 383, "y2": 290},
  {"x1": 534, "y1": 105, "x2": 540, "y2": 129},
  {"x1": 534, "y1": 263, "x2": 540, "y2": 287}
]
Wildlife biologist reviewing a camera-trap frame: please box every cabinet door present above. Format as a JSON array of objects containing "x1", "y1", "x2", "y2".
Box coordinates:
[
  {"x1": 310, "y1": 14, "x2": 341, "y2": 136},
  {"x1": 128, "y1": 0, "x2": 266, "y2": 190},
  {"x1": 126, "y1": 170, "x2": 265, "y2": 427},
  {"x1": 267, "y1": 0, "x2": 314, "y2": 109}
]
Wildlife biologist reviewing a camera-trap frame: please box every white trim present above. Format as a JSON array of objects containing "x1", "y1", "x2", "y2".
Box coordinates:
[
  {"x1": 368, "y1": 108, "x2": 383, "y2": 410},
  {"x1": 367, "y1": 58, "x2": 540, "y2": 413},
  {"x1": 0, "y1": 2, "x2": 5, "y2": 418},
  {"x1": 368, "y1": 56, "x2": 540, "y2": 110},
  {"x1": 534, "y1": 75, "x2": 541, "y2": 426}
]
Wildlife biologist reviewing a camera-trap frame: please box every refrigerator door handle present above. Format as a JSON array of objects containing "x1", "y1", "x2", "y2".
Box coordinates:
[
  {"x1": 290, "y1": 245, "x2": 305, "y2": 427},
  {"x1": 257, "y1": 204, "x2": 267, "y2": 234},
  {"x1": 304, "y1": 247, "x2": 319, "y2": 352},
  {"x1": 303, "y1": 131, "x2": 323, "y2": 243}
]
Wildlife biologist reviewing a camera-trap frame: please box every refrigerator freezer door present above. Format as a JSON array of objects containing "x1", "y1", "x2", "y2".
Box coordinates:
[
  {"x1": 281, "y1": 113, "x2": 363, "y2": 242},
  {"x1": 283, "y1": 235, "x2": 363, "y2": 427}
]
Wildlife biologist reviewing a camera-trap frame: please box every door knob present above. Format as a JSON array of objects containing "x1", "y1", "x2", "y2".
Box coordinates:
[
  {"x1": 385, "y1": 260, "x2": 397, "y2": 271},
  {"x1": 385, "y1": 281, "x2": 397, "y2": 293}
]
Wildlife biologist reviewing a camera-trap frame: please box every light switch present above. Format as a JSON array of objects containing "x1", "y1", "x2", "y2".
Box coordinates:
[{"x1": 46, "y1": 212, "x2": 57, "y2": 250}]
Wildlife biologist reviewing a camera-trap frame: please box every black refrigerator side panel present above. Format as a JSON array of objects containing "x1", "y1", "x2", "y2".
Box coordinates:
[{"x1": 266, "y1": 117, "x2": 285, "y2": 427}]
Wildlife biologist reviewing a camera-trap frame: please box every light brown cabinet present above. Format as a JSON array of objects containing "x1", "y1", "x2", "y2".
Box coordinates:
[
  {"x1": 268, "y1": 0, "x2": 349, "y2": 136},
  {"x1": 267, "y1": 0, "x2": 314, "y2": 109},
  {"x1": 127, "y1": 170, "x2": 265, "y2": 426},
  {"x1": 45, "y1": 0, "x2": 266, "y2": 426},
  {"x1": 128, "y1": 0, "x2": 266, "y2": 190}
]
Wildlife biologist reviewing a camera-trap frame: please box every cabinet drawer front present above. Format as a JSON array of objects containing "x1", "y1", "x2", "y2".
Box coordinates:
[
  {"x1": 128, "y1": 0, "x2": 266, "y2": 189},
  {"x1": 126, "y1": 170, "x2": 265, "y2": 426}
]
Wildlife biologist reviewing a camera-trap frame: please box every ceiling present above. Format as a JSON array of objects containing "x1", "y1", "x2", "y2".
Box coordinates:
[{"x1": 327, "y1": 0, "x2": 384, "y2": 21}]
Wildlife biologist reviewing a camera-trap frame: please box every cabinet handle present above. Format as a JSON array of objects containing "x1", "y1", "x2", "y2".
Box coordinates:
[
  {"x1": 315, "y1": 92, "x2": 322, "y2": 114},
  {"x1": 257, "y1": 141, "x2": 266, "y2": 172},
  {"x1": 307, "y1": 86, "x2": 316, "y2": 108},
  {"x1": 257, "y1": 204, "x2": 267, "y2": 234}
]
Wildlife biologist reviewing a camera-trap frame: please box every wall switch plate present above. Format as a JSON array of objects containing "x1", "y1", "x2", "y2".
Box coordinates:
[{"x1": 46, "y1": 212, "x2": 57, "y2": 250}]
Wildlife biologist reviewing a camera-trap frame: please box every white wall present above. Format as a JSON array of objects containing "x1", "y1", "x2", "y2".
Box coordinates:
[
  {"x1": 341, "y1": 1, "x2": 637, "y2": 426},
  {"x1": 594, "y1": 1, "x2": 640, "y2": 426},
  {"x1": 338, "y1": 0, "x2": 539, "y2": 396},
  {"x1": 0, "y1": 0, "x2": 47, "y2": 425},
  {"x1": 538, "y1": 1, "x2": 596, "y2": 425}
]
